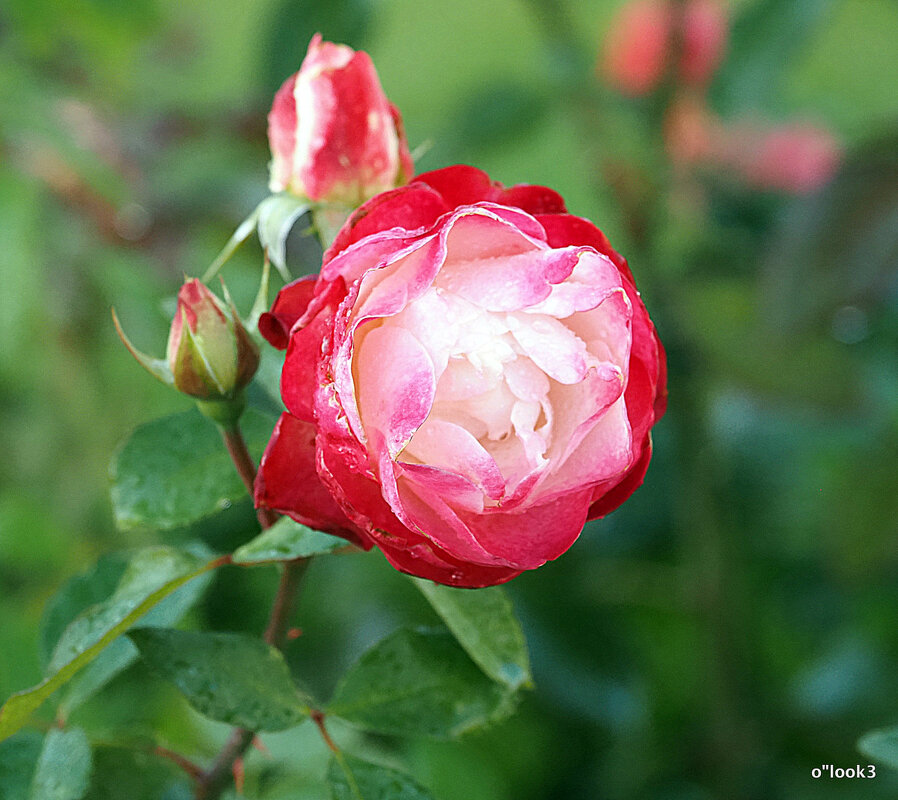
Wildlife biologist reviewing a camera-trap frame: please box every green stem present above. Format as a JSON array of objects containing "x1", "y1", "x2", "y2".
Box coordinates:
[
  {"x1": 264, "y1": 561, "x2": 309, "y2": 649},
  {"x1": 195, "y1": 422, "x2": 336, "y2": 800},
  {"x1": 218, "y1": 424, "x2": 279, "y2": 530}
]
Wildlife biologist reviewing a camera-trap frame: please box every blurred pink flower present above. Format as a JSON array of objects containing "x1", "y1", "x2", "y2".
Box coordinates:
[
  {"x1": 714, "y1": 121, "x2": 842, "y2": 193},
  {"x1": 601, "y1": 0, "x2": 728, "y2": 96}
]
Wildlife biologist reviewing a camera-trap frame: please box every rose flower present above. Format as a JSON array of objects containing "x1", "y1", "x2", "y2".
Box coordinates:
[{"x1": 256, "y1": 166, "x2": 667, "y2": 587}]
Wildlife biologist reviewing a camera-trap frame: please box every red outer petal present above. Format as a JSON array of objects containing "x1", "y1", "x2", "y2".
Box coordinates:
[
  {"x1": 324, "y1": 184, "x2": 448, "y2": 263},
  {"x1": 536, "y1": 213, "x2": 636, "y2": 283},
  {"x1": 458, "y1": 490, "x2": 593, "y2": 570},
  {"x1": 376, "y1": 539, "x2": 523, "y2": 588},
  {"x1": 258, "y1": 275, "x2": 318, "y2": 350},
  {"x1": 588, "y1": 434, "x2": 653, "y2": 519},
  {"x1": 498, "y1": 184, "x2": 567, "y2": 215},
  {"x1": 254, "y1": 413, "x2": 371, "y2": 550},
  {"x1": 413, "y1": 165, "x2": 501, "y2": 207},
  {"x1": 279, "y1": 279, "x2": 345, "y2": 422}
]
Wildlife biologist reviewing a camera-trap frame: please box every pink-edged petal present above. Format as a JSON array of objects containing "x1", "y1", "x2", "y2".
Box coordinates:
[
  {"x1": 564, "y1": 286, "x2": 632, "y2": 371},
  {"x1": 537, "y1": 213, "x2": 635, "y2": 283},
  {"x1": 363, "y1": 429, "x2": 506, "y2": 567},
  {"x1": 506, "y1": 313, "x2": 591, "y2": 384},
  {"x1": 396, "y1": 468, "x2": 511, "y2": 564},
  {"x1": 542, "y1": 362, "x2": 627, "y2": 468},
  {"x1": 460, "y1": 489, "x2": 593, "y2": 569},
  {"x1": 537, "y1": 394, "x2": 633, "y2": 501},
  {"x1": 524, "y1": 250, "x2": 624, "y2": 319},
  {"x1": 267, "y1": 73, "x2": 298, "y2": 193},
  {"x1": 350, "y1": 234, "x2": 443, "y2": 324},
  {"x1": 399, "y1": 463, "x2": 487, "y2": 513},
  {"x1": 442, "y1": 208, "x2": 539, "y2": 262},
  {"x1": 438, "y1": 240, "x2": 585, "y2": 313},
  {"x1": 254, "y1": 413, "x2": 371, "y2": 549},
  {"x1": 259, "y1": 275, "x2": 318, "y2": 350},
  {"x1": 402, "y1": 417, "x2": 505, "y2": 500},
  {"x1": 354, "y1": 323, "x2": 436, "y2": 455}
]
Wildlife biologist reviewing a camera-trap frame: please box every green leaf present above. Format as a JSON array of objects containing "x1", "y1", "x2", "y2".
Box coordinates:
[
  {"x1": 0, "y1": 731, "x2": 43, "y2": 800},
  {"x1": 58, "y1": 546, "x2": 215, "y2": 716},
  {"x1": 0, "y1": 548, "x2": 224, "y2": 743},
  {"x1": 128, "y1": 628, "x2": 310, "y2": 731},
  {"x1": 329, "y1": 627, "x2": 518, "y2": 740},
  {"x1": 110, "y1": 407, "x2": 276, "y2": 531},
  {"x1": 858, "y1": 726, "x2": 898, "y2": 770},
  {"x1": 412, "y1": 580, "x2": 532, "y2": 691},
  {"x1": 28, "y1": 728, "x2": 92, "y2": 800},
  {"x1": 233, "y1": 517, "x2": 346, "y2": 564},
  {"x1": 39, "y1": 555, "x2": 128, "y2": 671},
  {"x1": 327, "y1": 754, "x2": 435, "y2": 800},
  {"x1": 715, "y1": 0, "x2": 838, "y2": 115},
  {"x1": 760, "y1": 134, "x2": 898, "y2": 333},
  {"x1": 675, "y1": 278, "x2": 860, "y2": 410},
  {"x1": 257, "y1": 194, "x2": 310, "y2": 280}
]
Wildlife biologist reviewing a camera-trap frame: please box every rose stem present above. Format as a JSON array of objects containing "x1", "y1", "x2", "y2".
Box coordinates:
[
  {"x1": 219, "y1": 424, "x2": 279, "y2": 529},
  {"x1": 195, "y1": 424, "x2": 332, "y2": 800}
]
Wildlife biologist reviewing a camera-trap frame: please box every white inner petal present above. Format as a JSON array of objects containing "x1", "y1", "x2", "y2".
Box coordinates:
[{"x1": 354, "y1": 238, "x2": 633, "y2": 508}]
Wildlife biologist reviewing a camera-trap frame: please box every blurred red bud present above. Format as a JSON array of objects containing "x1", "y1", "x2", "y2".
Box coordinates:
[
  {"x1": 601, "y1": 0, "x2": 728, "y2": 96},
  {"x1": 664, "y1": 95, "x2": 722, "y2": 165},
  {"x1": 712, "y1": 121, "x2": 842, "y2": 194}
]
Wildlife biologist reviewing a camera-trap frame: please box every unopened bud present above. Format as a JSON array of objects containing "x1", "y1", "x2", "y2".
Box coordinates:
[{"x1": 114, "y1": 278, "x2": 260, "y2": 426}]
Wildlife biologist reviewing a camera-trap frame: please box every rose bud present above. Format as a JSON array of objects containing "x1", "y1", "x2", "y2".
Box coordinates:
[
  {"x1": 167, "y1": 279, "x2": 260, "y2": 400},
  {"x1": 663, "y1": 94, "x2": 722, "y2": 165},
  {"x1": 267, "y1": 34, "x2": 414, "y2": 205},
  {"x1": 729, "y1": 121, "x2": 842, "y2": 194},
  {"x1": 114, "y1": 279, "x2": 260, "y2": 424},
  {"x1": 601, "y1": 0, "x2": 727, "y2": 96},
  {"x1": 255, "y1": 165, "x2": 667, "y2": 588}
]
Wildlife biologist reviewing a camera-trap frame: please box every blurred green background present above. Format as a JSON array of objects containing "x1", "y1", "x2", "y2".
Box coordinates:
[{"x1": 2, "y1": 0, "x2": 898, "y2": 797}]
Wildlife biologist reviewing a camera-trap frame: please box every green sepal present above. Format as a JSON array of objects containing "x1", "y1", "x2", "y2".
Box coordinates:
[{"x1": 111, "y1": 308, "x2": 173, "y2": 387}]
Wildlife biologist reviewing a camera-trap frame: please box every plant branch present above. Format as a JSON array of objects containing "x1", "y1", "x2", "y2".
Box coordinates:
[
  {"x1": 219, "y1": 423, "x2": 279, "y2": 529},
  {"x1": 195, "y1": 421, "x2": 324, "y2": 800},
  {"x1": 264, "y1": 560, "x2": 309, "y2": 648},
  {"x1": 195, "y1": 728, "x2": 255, "y2": 800}
]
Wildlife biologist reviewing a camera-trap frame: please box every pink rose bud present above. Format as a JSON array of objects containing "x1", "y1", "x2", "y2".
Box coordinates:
[
  {"x1": 663, "y1": 95, "x2": 721, "y2": 165},
  {"x1": 738, "y1": 122, "x2": 842, "y2": 194},
  {"x1": 167, "y1": 279, "x2": 259, "y2": 400},
  {"x1": 680, "y1": 0, "x2": 728, "y2": 86},
  {"x1": 267, "y1": 34, "x2": 414, "y2": 204},
  {"x1": 255, "y1": 166, "x2": 667, "y2": 588},
  {"x1": 601, "y1": 0, "x2": 727, "y2": 96}
]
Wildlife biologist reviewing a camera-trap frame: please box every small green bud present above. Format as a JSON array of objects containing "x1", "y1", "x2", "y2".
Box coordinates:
[{"x1": 113, "y1": 278, "x2": 260, "y2": 413}]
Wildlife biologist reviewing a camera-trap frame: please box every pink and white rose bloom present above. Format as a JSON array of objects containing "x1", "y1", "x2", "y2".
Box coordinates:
[
  {"x1": 267, "y1": 34, "x2": 414, "y2": 204},
  {"x1": 255, "y1": 166, "x2": 667, "y2": 587}
]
